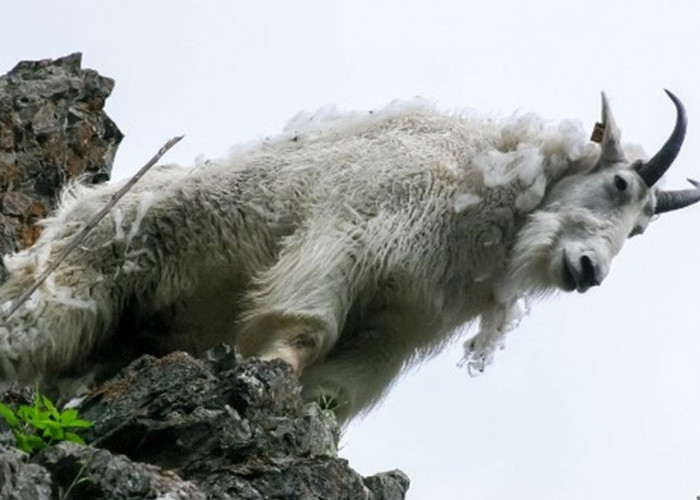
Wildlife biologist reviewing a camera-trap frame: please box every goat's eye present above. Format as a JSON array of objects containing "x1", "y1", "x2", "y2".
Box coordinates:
[{"x1": 613, "y1": 174, "x2": 628, "y2": 192}]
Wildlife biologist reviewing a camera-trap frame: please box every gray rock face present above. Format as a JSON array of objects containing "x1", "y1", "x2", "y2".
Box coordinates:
[
  {"x1": 0, "y1": 55, "x2": 408, "y2": 500},
  {"x1": 0, "y1": 53, "x2": 122, "y2": 278},
  {"x1": 0, "y1": 347, "x2": 409, "y2": 499}
]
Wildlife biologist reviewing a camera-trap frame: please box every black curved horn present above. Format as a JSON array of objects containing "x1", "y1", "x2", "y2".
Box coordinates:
[
  {"x1": 636, "y1": 90, "x2": 687, "y2": 187},
  {"x1": 655, "y1": 179, "x2": 700, "y2": 214}
]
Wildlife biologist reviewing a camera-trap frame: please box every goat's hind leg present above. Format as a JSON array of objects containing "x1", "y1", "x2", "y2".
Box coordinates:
[{"x1": 0, "y1": 265, "x2": 116, "y2": 386}]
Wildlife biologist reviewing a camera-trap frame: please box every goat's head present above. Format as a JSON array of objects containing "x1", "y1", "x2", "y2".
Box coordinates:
[{"x1": 511, "y1": 91, "x2": 700, "y2": 295}]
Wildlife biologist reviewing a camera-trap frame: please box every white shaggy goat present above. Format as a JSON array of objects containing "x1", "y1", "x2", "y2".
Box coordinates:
[{"x1": 1, "y1": 91, "x2": 698, "y2": 421}]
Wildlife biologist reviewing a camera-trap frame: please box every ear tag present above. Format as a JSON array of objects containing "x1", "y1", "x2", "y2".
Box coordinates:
[{"x1": 590, "y1": 122, "x2": 605, "y2": 143}]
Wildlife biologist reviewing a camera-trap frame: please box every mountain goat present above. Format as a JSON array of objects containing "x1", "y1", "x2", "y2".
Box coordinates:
[{"x1": 1, "y1": 91, "x2": 698, "y2": 422}]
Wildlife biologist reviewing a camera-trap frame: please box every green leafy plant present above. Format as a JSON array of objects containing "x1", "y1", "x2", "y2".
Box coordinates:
[{"x1": 0, "y1": 392, "x2": 93, "y2": 454}]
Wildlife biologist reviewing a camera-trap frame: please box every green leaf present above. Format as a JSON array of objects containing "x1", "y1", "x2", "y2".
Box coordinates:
[
  {"x1": 41, "y1": 395, "x2": 60, "y2": 419},
  {"x1": 14, "y1": 433, "x2": 31, "y2": 453},
  {"x1": 0, "y1": 402, "x2": 19, "y2": 428},
  {"x1": 17, "y1": 405, "x2": 40, "y2": 427},
  {"x1": 65, "y1": 418, "x2": 94, "y2": 429},
  {"x1": 43, "y1": 421, "x2": 64, "y2": 440},
  {"x1": 59, "y1": 409, "x2": 79, "y2": 424},
  {"x1": 16, "y1": 433, "x2": 45, "y2": 454},
  {"x1": 29, "y1": 417, "x2": 51, "y2": 434},
  {"x1": 16, "y1": 405, "x2": 31, "y2": 420},
  {"x1": 1, "y1": 392, "x2": 94, "y2": 452},
  {"x1": 64, "y1": 432, "x2": 86, "y2": 445},
  {"x1": 22, "y1": 403, "x2": 39, "y2": 417}
]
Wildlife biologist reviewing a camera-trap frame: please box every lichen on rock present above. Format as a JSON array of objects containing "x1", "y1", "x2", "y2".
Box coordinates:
[{"x1": 0, "y1": 53, "x2": 122, "y2": 279}]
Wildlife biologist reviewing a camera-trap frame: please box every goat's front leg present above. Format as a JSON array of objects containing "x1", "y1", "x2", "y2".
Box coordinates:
[
  {"x1": 299, "y1": 329, "x2": 406, "y2": 423},
  {"x1": 236, "y1": 223, "x2": 360, "y2": 373},
  {"x1": 237, "y1": 313, "x2": 336, "y2": 373}
]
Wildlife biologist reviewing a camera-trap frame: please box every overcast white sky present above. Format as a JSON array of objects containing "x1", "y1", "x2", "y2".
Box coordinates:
[{"x1": 3, "y1": 2, "x2": 700, "y2": 499}]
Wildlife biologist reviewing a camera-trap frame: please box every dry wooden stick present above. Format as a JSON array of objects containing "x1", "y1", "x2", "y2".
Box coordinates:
[{"x1": 2, "y1": 135, "x2": 184, "y2": 323}]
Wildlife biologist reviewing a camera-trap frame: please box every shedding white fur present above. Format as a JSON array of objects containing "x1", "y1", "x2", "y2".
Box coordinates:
[{"x1": 0, "y1": 95, "x2": 692, "y2": 422}]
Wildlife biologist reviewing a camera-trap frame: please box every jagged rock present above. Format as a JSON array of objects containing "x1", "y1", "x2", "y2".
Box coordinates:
[
  {"x1": 0, "y1": 441, "x2": 207, "y2": 500},
  {"x1": 0, "y1": 446, "x2": 53, "y2": 500},
  {"x1": 0, "y1": 54, "x2": 408, "y2": 500},
  {"x1": 0, "y1": 53, "x2": 122, "y2": 279},
  {"x1": 364, "y1": 470, "x2": 411, "y2": 500},
  {"x1": 79, "y1": 348, "x2": 334, "y2": 468},
  {"x1": 79, "y1": 345, "x2": 406, "y2": 499},
  {"x1": 0, "y1": 346, "x2": 409, "y2": 499}
]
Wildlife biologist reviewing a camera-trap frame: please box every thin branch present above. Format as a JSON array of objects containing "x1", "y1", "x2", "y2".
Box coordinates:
[{"x1": 2, "y1": 135, "x2": 184, "y2": 323}]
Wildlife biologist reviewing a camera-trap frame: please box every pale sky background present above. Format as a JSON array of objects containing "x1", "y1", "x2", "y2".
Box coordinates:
[{"x1": 3, "y1": 2, "x2": 700, "y2": 499}]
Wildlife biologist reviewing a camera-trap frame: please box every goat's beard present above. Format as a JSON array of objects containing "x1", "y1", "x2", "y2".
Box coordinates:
[
  {"x1": 499, "y1": 210, "x2": 563, "y2": 303},
  {"x1": 458, "y1": 210, "x2": 563, "y2": 374}
]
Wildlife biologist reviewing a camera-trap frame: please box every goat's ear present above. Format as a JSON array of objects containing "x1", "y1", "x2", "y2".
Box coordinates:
[{"x1": 598, "y1": 92, "x2": 627, "y2": 165}]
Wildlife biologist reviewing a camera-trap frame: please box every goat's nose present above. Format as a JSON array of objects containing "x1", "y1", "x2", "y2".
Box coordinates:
[{"x1": 579, "y1": 255, "x2": 601, "y2": 287}]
